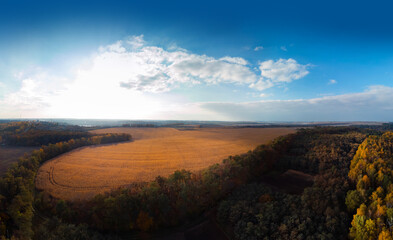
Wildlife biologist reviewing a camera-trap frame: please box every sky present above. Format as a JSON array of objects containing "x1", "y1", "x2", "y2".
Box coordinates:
[{"x1": 1, "y1": 0, "x2": 393, "y2": 121}]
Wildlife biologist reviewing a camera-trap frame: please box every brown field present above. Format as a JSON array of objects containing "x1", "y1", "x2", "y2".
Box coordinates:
[
  {"x1": 0, "y1": 146, "x2": 38, "y2": 175},
  {"x1": 36, "y1": 127, "x2": 296, "y2": 201}
]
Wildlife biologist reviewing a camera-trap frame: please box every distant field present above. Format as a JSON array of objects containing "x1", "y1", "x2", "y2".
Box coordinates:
[
  {"x1": 0, "y1": 146, "x2": 38, "y2": 175},
  {"x1": 36, "y1": 127, "x2": 296, "y2": 200}
]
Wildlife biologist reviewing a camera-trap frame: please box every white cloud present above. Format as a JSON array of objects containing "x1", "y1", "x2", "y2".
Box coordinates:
[
  {"x1": 249, "y1": 80, "x2": 274, "y2": 91},
  {"x1": 0, "y1": 36, "x2": 259, "y2": 118},
  {"x1": 120, "y1": 73, "x2": 171, "y2": 92},
  {"x1": 219, "y1": 56, "x2": 248, "y2": 65},
  {"x1": 259, "y1": 58, "x2": 309, "y2": 83},
  {"x1": 93, "y1": 37, "x2": 259, "y2": 92},
  {"x1": 281, "y1": 46, "x2": 287, "y2": 51},
  {"x1": 0, "y1": 79, "x2": 49, "y2": 117},
  {"x1": 199, "y1": 85, "x2": 393, "y2": 121},
  {"x1": 126, "y1": 35, "x2": 145, "y2": 49},
  {"x1": 254, "y1": 46, "x2": 264, "y2": 51},
  {"x1": 0, "y1": 36, "x2": 312, "y2": 119},
  {"x1": 98, "y1": 41, "x2": 126, "y2": 53},
  {"x1": 13, "y1": 71, "x2": 24, "y2": 79},
  {"x1": 329, "y1": 79, "x2": 337, "y2": 84},
  {"x1": 249, "y1": 58, "x2": 310, "y2": 91},
  {"x1": 0, "y1": 70, "x2": 71, "y2": 117},
  {"x1": 170, "y1": 55, "x2": 256, "y2": 85}
]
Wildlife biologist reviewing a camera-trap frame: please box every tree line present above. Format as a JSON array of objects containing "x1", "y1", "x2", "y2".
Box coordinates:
[
  {"x1": 0, "y1": 121, "x2": 90, "y2": 147},
  {"x1": 0, "y1": 133, "x2": 131, "y2": 239}
]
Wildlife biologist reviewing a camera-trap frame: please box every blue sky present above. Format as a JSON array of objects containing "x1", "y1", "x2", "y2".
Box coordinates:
[{"x1": 1, "y1": 0, "x2": 393, "y2": 121}]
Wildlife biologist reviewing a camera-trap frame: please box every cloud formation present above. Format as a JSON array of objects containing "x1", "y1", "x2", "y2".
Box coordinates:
[
  {"x1": 250, "y1": 58, "x2": 310, "y2": 91},
  {"x1": 199, "y1": 85, "x2": 393, "y2": 121},
  {"x1": 94, "y1": 36, "x2": 259, "y2": 93},
  {"x1": 329, "y1": 79, "x2": 337, "y2": 84},
  {"x1": 0, "y1": 35, "x2": 312, "y2": 119},
  {"x1": 77, "y1": 36, "x2": 308, "y2": 93},
  {"x1": 1, "y1": 79, "x2": 48, "y2": 112},
  {"x1": 254, "y1": 46, "x2": 264, "y2": 51}
]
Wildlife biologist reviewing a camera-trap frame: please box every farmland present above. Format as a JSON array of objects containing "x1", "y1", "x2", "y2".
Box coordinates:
[
  {"x1": 35, "y1": 127, "x2": 296, "y2": 200},
  {"x1": 0, "y1": 146, "x2": 38, "y2": 175}
]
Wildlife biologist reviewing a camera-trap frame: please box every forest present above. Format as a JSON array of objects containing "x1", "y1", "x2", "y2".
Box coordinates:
[
  {"x1": 0, "y1": 121, "x2": 90, "y2": 146},
  {"x1": 1, "y1": 121, "x2": 393, "y2": 239}
]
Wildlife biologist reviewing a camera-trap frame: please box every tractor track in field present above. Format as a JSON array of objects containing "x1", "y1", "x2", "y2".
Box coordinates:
[{"x1": 46, "y1": 166, "x2": 132, "y2": 190}]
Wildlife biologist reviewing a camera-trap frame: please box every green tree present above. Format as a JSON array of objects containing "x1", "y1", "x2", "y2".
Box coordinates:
[{"x1": 346, "y1": 190, "x2": 363, "y2": 212}]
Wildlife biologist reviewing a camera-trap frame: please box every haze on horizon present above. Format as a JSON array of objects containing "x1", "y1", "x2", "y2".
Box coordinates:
[{"x1": 1, "y1": 0, "x2": 393, "y2": 122}]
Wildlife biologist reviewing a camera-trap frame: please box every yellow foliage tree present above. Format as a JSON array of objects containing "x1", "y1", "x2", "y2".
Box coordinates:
[
  {"x1": 379, "y1": 229, "x2": 393, "y2": 240},
  {"x1": 365, "y1": 219, "x2": 377, "y2": 239},
  {"x1": 375, "y1": 204, "x2": 386, "y2": 218},
  {"x1": 362, "y1": 175, "x2": 370, "y2": 189}
]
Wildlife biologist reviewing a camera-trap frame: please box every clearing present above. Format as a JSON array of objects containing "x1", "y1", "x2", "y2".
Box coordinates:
[
  {"x1": 260, "y1": 169, "x2": 314, "y2": 195},
  {"x1": 35, "y1": 127, "x2": 296, "y2": 200},
  {"x1": 0, "y1": 146, "x2": 38, "y2": 175}
]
